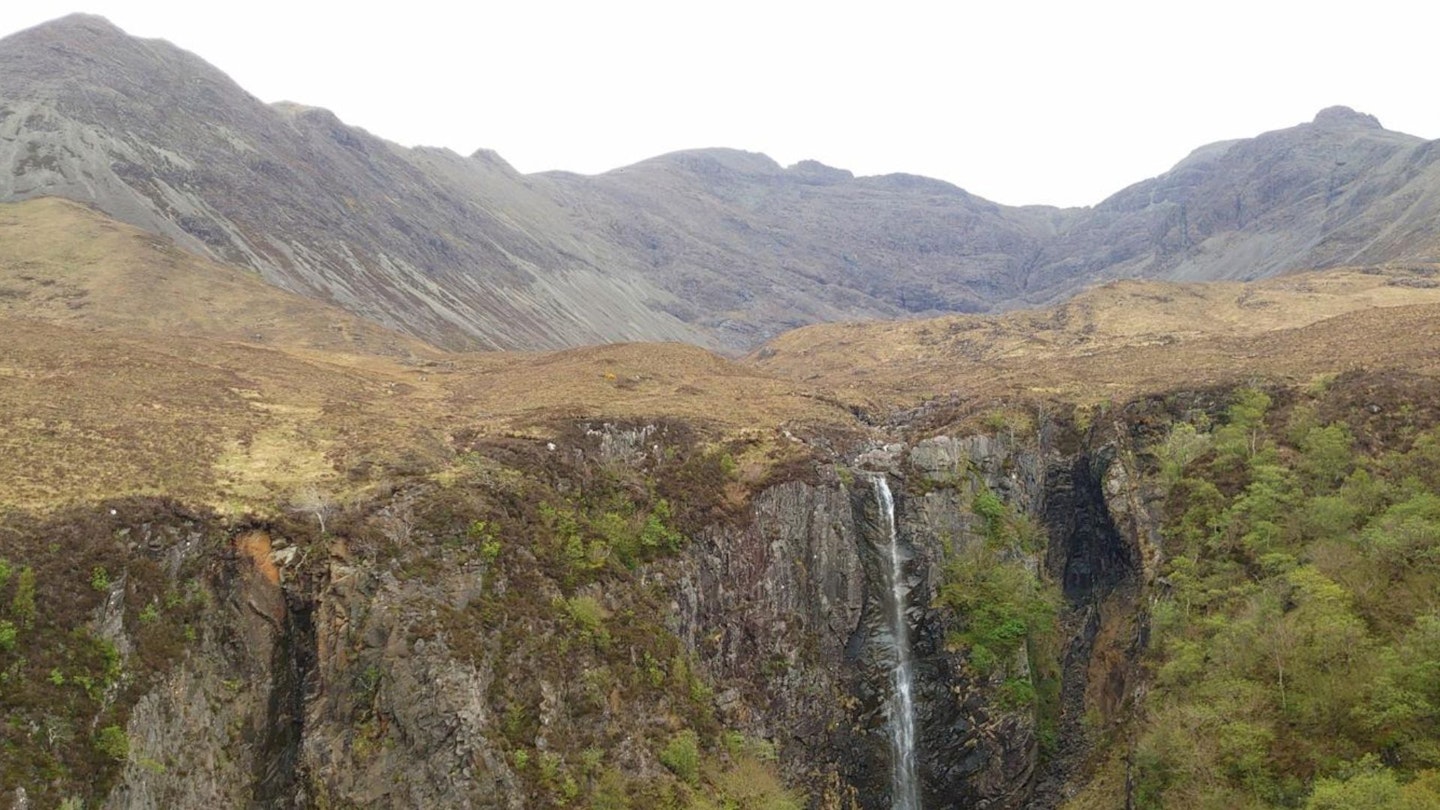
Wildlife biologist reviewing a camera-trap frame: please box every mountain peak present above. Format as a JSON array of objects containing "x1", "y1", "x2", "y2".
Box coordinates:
[
  {"x1": 1312, "y1": 105, "x2": 1382, "y2": 130},
  {"x1": 0, "y1": 13, "x2": 127, "y2": 46}
]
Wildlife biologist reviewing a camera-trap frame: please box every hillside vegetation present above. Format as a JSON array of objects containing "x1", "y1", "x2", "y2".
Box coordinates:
[
  {"x1": 1066, "y1": 375, "x2": 1440, "y2": 808},
  {"x1": 0, "y1": 207, "x2": 857, "y2": 514},
  {"x1": 753, "y1": 269, "x2": 1440, "y2": 414},
  {"x1": 2, "y1": 183, "x2": 1440, "y2": 807}
]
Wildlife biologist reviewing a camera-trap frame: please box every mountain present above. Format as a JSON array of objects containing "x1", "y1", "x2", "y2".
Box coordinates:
[
  {"x1": 0, "y1": 197, "x2": 434, "y2": 358},
  {"x1": 1027, "y1": 105, "x2": 1440, "y2": 299},
  {"x1": 6, "y1": 234, "x2": 1440, "y2": 807},
  {"x1": 11, "y1": 14, "x2": 1440, "y2": 810},
  {"x1": 4, "y1": 136, "x2": 1440, "y2": 808},
  {"x1": 4, "y1": 15, "x2": 1439, "y2": 352},
  {"x1": 0, "y1": 14, "x2": 709, "y2": 350}
]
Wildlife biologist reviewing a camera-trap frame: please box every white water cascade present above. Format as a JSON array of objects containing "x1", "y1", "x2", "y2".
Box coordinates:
[{"x1": 872, "y1": 474, "x2": 921, "y2": 810}]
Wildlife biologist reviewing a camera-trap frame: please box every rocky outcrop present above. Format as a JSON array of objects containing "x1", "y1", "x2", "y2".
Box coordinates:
[
  {"x1": 0, "y1": 413, "x2": 1165, "y2": 809},
  {"x1": 666, "y1": 421, "x2": 1161, "y2": 808}
]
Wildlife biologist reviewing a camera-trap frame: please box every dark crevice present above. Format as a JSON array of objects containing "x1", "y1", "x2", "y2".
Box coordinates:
[
  {"x1": 1044, "y1": 449, "x2": 1135, "y2": 605},
  {"x1": 251, "y1": 586, "x2": 317, "y2": 809},
  {"x1": 1031, "y1": 446, "x2": 1144, "y2": 808}
]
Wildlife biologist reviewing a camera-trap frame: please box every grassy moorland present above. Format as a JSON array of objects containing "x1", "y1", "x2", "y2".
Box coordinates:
[
  {"x1": 0, "y1": 199, "x2": 855, "y2": 512},
  {"x1": 752, "y1": 269, "x2": 1440, "y2": 418}
]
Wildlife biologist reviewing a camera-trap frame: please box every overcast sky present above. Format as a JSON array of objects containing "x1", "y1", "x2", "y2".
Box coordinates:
[{"x1": 2, "y1": 1, "x2": 1435, "y2": 207}]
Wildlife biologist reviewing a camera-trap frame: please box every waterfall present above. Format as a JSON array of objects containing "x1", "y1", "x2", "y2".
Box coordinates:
[{"x1": 872, "y1": 474, "x2": 921, "y2": 810}]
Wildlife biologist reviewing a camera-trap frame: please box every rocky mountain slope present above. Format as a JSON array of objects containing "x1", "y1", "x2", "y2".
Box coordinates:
[
  {"x1": 4, "y1": 184, "x2": 1440, "y2": 807},
  {"x1": 3, "y1": 15, "x2": 1439, "y2": 351},
  {"x1": 5, "y1": 13, "x2": 1440, "y2": 809},
  {"x1": 0, "y1": 15, "x2": 708, "y2": 351}
]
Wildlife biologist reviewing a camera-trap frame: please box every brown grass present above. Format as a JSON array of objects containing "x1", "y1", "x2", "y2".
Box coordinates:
[
  {"x1": 0, "y1": 202, "x2": 859, "y2": 512},
  {"x1": 7, "y1": 196, "x2": 1440, "y2": 513},
  {"x1": 751, "y1": 268, "x2": 1440, "y2": 413},
  {"x1": 0, "y1": 197, "x2": 435, "y2": 359}
]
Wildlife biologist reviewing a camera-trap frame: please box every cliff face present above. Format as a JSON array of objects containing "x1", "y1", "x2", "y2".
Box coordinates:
[{"x1": 1, "y1": 417, "x2": 1161, "y2": 809}]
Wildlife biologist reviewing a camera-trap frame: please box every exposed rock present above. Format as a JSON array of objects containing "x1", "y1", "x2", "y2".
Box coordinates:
[
  {"x1": 2, "y1": 412, "x2": 1165, "y2": 809},
  {"x1": 5, "y1": 17, "x2": 1440, "y2": 352}
]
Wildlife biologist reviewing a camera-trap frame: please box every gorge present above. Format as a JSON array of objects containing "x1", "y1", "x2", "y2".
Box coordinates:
[{"x1": 2, "y1": 12, "x2": 1440, "y2": 810}]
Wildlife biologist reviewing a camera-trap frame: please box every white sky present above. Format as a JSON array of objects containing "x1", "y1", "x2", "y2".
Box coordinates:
[{"x1": 2, "y1": 1, "x2": 1435, "y2": 208}]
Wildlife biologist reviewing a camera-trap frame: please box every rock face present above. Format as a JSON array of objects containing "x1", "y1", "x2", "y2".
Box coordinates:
[
  {"x1": 0, "y1": 413, "x2": 1163, "y2": 808},
  {"x1": 0, "y1": 14, "x2": 707, "y2": 351},
  {"x1": 4, "y1": 15, "x2": 1440, "y2": 351},
  {"x1": 1034, "y1": 106, "x2": 1440, "y2": 299},
  {"x1": 667, "y1": 423, "x2": 1158, "y2": 808}
]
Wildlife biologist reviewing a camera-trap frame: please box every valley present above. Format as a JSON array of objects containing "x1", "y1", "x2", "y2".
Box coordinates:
[{"x1": 1, "y1": 12, "x2": 1440, "y2": 810}]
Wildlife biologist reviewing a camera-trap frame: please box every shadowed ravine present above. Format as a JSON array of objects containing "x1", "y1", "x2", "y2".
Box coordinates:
[{"x1": 871, "y1": 474, "x2": 921, "y2": 810}]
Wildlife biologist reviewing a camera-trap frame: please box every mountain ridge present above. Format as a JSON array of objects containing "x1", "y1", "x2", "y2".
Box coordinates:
[{"x1": 3, "y1": 14, "x2": 1439, "y2": 351}]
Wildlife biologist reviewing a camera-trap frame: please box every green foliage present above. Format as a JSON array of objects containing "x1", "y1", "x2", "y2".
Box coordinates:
[
  {"x1": 11, "y1": 565, "x2": 36, "y2": 626},
  {"x1": 640, "y1": 499, "x2": 686, "y2": 554},
  {"x1": 0, "y1": 619, "x2": 14, "y2": 651},
  {"x1": 139, "y1": 602, "x2": 161, "y2": 624},
  {"x1": 562, "y1": 594, "x2": 611, "y2": 648},
  {"x1": 469, "y1": 519, "x2": 502, "y2": 563},
  {"x1": 90, "y1": 565, "x2": 111, "y2": 592},
  {"x1": 1362, "y1": 493, "x2": 1440, "y2": 570},
  {"x1": 1137, "y1": 387, "x2": 1440, "y2": 809},
  {"x1": 1213, "y1": 387, "x2": 1273, "y2": 465},
  {"x1": 1300, "y1": 423, "x2": 1356, "y2": 490},
  {"x1": 1155, "y1": 421, "x2": 1213, "y2": 486},
  {"x1": 939, "y1": 547, "x2": 1059, "y2": 678},
  {"x1": 996, "y1": 677, "x2": 1038, "y2": 709},
  {"x1": 1305, "y1": 760, "x2": 1440, "y2": 809},
  {"x1": 970, "y1": 483, "x2": 1043, "y2": 552},
  {"x1": 0, "y1": 557, "x2": 11, "y2": 590},
  {"x1": 937, "y1": 482, "x2": 1061, "y2": 754},
  {"x1": 971, "y1": 489, "x2": 1007, "y2": 543},
  {"x1": 94, "y1": 725, "x2": 130, "y2": 761},
  {"x1": 538, "y1": 487, "x2": 688, "y2": 579},
  {"x1": 659, "y1": 730, "x2": 701, "y2": 785},
  {"x1": 592, "y1": 768, "x2": 632, "y2": 809},
  {"x1": 539, "y1": 750, "x2": 563, "y2": 782},
  {"x1": 717, "y1": 453, "x2": 739, "y2": 478}
]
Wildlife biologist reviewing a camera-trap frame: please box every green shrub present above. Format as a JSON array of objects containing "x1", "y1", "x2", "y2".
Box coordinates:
[
  {"x1": 939, "y1": 547, "x2": 1059, "y2": 678},
  {"x1": 95, "y1": 725, "x2": 129, "y2": 761},
  {"x1": 11, "y1": 566, "x2": 35, "y2": 626},
  {"x1": 469, "y1": 520, "x2": 502, "y2": 563},
  {"x1": 1135, "y1": 382, "x2": 1440, "y2": 808},
  {"x1": 563, "y1": 594, "x2": 610, "y2": 647},
  {"x1": 659, "y1": 729, "x2": 700, "y2": 785},
  {"x1": 1299, "y1": 424, "x2": 1356, "y2": 491},
  {"x1": 1155, "y1": 421, "x2": 1213, "y2": 486},
  {"x1": 591, "y1": 768, "x2": 631, "y2": 810},
  {"x1": 996, "y1": 677, "x2": 1038, "y2": 709},
  {"x1": 1302, "y1": 760, "x2": 1440, "y2": 809},
  {"x1": 1213, "y1": 387, "x2": 1272, "y2": 464}
]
